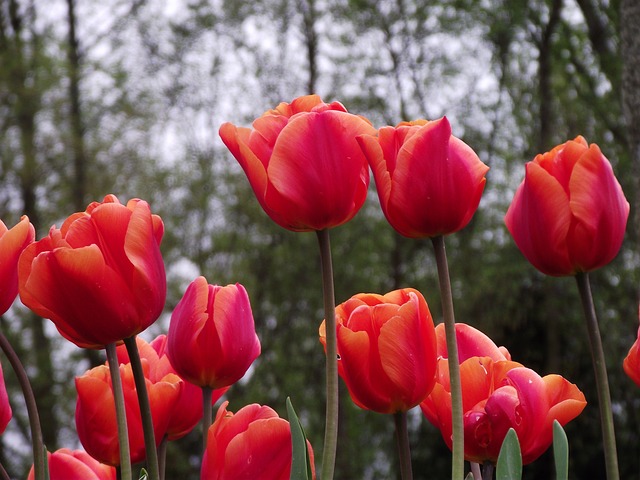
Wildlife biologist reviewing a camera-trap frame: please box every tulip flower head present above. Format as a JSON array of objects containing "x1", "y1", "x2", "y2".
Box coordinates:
[
  {"x1": 75, "y1": 361, "x2": 182, "y2": 465},
  {"x1": 18, "y1": 195, "x2": 166, "y2": 349},
  {"x1": 319, "y1": 288, "x2": 437, "y2": 414},
  {"x1": 0, "y1": 362, "x2": 11, "y2": 434},
  {"x1": 623, "y1": 307, "x2": 640, "y2": 387},
  {"x1": 28, "y1": 449, "x2": 116, "y2": 480},
  {"x1": 505, "y1": 136, "x2": 629, "y2": 276},
  {"x1": 219, "y1": 94, "x2": 376, "y2": 231},
  {"x1": 116, "y1": 335, "x2": 229, "y2": 440},
  {"x1": 421, "y1": 323, "x2": 586, "y2": 464},
  {"x1": 0, "y1": 216, "x2": 35, "y2": 315},
  {"x1": 357, "y1": 117, "x2": 489, "y2": 238},
  {"x1": 167, "y1": 277, "x2": 261, "y2": 389},
  {"x1": 201, "y1": 401, "x2": 315, "y2": 480}
]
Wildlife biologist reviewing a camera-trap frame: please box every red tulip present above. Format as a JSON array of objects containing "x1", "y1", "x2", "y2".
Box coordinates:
[
  {"x1": 18, "y1": 195, "x2": 166, "y2": 348},
  {"x1": 167, "y1": 277, "x2": 260, "y2": 389},
  {"x1": 319, "y1": 288, "x2": 437, "y2": 414},
  {"x1": 421, "y1": 323, "x2": 586, "y2": 464},
  {"x1": 505, "y1": 136, "x2": 629, "y2": 276},
  {"x1": 623, "y1": 308, "x2": 640, "y2": 387},
  {"x1": 357, "y1": 117, "x2": 489, "y2": 238},
  {"x1": 219, "y1": 94, "x2": 375, "y2": 231},
  {"x1": 117, "y1": 335, "x2": 229, "y2": 440},
  {"x1": 201, "y1": 401, "x2": 315, "y2": 480},
  {"x1": 0, "y1": 362, "x2": 11, "y2": 434},
  {"x1": 0, "y1": 216, "x2": 35, "y2": 315},
  {"x1": 75, "y1": 362, "x2": 181, "y2": 465},
  {"x1": 28, "y1": 449, "x2": 116, "y2": 480}
]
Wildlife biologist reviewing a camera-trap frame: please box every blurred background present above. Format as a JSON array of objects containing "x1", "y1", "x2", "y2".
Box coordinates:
[{"x1": 0, "y1": 0, "x2": 638, "y2": 478}]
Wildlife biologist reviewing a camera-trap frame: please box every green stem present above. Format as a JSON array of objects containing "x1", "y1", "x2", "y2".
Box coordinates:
[
  {"x1": 202, "y1": 387, "x2": 213, "y2": 455},
  {"x1": 124, "y1": 336, "x2": 160, "y2": 480},
  {"x1": 393, "y1": 411, "x2": 413, "y2": 480},
  {"x1": 105, "y1": 342, "x2": 132, "y2": 480},
  {"x1": 0, "y1": 328, "x2": 46, "y2": 480},
  {"x1": 157, "y1": 435, "x2": 167, "y2": 480},
  {"x1": 316, "y1": 229, "x2": 338, "y2": 480},
  {"x1": 575, "y1": 272, "x2": 619, "y2": 480},
  {"x1": 0, "y1": 462, "x2": 9, "y2": 480},
  {"x1": 431, "y1": 235, "x2": 464, "y2": 480}
]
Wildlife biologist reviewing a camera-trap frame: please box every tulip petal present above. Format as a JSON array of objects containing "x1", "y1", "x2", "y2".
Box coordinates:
[
  {"x1": 358, "y1": 132, "x2": 392, "y2": 212},
  {"x1": 0, "y1": 216, "x2": 34, "y2": 314},
  {"x1": 505, "y1": 161, "x2": 573, "y2": 276},
  {"x1": 337, "y1": 327, "x2": 392, "y2": 412},
  {"x1": 24, "y1": 246, "x2": 138, "y2": 348},
  {"x1": 567, "y1": 144, "x2": 629, "y2": 271},
  {"x1": 268, "y1": 110, "x2": 373, "y2": 229},
  {"x1": 223, "y1": 417, "x2": 292, "y2": 480},
  {"x1": 377, "y1": 307, "x2": 437, "y2": 410}
]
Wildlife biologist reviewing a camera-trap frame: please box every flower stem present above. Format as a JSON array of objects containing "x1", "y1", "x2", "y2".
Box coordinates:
[
  {"x1": 393, "y1": 411, "x2": 413, "y2": 480},
  {"x1": 105, "y1": 342, "x2": 132, "y2": 480},
  {"x1": 316, "y1": 229, "x2": 338, "y2": 480},
  {"x1": 575, "y1": 272, "x2": 619, "y2": 480},
  {"x1": 158, "y1": 435, "x2": 167, "y2": 480},
  {"x1": 124, "y1": 336, "x2": 160, "y2": 480},
  {"x1": 0, "y1": 329, "x2": 46, "y2": 480},
  {"x1": 202, "y1": 387, "x2": 213, "y2": 455},
  {"x1": 431, "y1": 235, "x2": 464, "y2": 480}
]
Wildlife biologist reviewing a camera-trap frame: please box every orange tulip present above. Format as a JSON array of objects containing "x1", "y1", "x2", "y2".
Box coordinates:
[
  {"x1": 319, "y1": 288, "x2": 437, "y2": 414},
  {"x1": 28, "y1": 449, "x2": 116, "y2": 480},
  {"x1": 357, "y1": 117, "x2": 489, "y2": 237},
  {"x1": 0, "y1": 216, "x2": 35, "y2": 315},
  {"x1": 116, "y1": 335, "x2": 228, "y2": 440},
  {"x1": 219, "y1": 94, "x2": 375, "y2": 231},
  {"x1": 421, "y1": 323, "x2": 586, "y2": 464},
  {"x1": 75, "y1": 362, "x2": 181, "y2": 465},
  {"x1": 201, "y1": 401, "x2": 315, "y2": 480},
  {"x1": 0, "y1": 362, "x2": 11, "y2": 434},
  {"x1": 18, "y1": 195, "x2": 166, "y2": 348},
  {"x1": 505, "y1": 136, "x2": 629, "y2": 276},
  {"x1": 623, "y1": 308, "x2": 640, "y2": 387},
  {"x1": 167, "y1": 277, "x2": 260, "y2": 389}
]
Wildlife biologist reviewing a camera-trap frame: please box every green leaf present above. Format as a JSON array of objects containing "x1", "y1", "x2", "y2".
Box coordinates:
[
  {"x1": 138, "y1": 468, "x2": 148, "y2": 480},
  {"x1": 464, "y1": 473, "x2": 475, "y2": 480},
  {"x1": 287, "y1": 397, "x2": 313, "y2": 480},
  {"x1": 553, "y1": 420, "x2": 569, "y2": 480},
  {"x1": 496, "y1": 428, "x2": 522, "y2": 480}
]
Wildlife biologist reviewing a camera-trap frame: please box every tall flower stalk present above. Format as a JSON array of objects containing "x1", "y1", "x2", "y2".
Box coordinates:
[
  {"x1": 0, "y1": 330, "x2": 46, "y2": 480},
  {"x1": 105, "y1": 342, "x2": 132, "y2": 480},
  {"x1": 124, "y1": 336, "x2": 160, "y2": 480},
  {"x1": 431, "y1": 235, "x2": 464, "y2": 479},
  {"x1": 358, "y1": 117, "x2": 489, "y2": 479},
  {"x1": 394, "y1": 412, "x2": 413, "y2": 480},
  {"x1": 575, "y1": 273, "x2": 619, "y2": 480},
  {"x1": 316, "y1": 229, "x2": 338, "y2": 480},
  {"x1": 220, "y1": 94, "x2": 375, "y2": 478},
  {"x1": 504, "y1": 137, "x2": 628, "y2": 480}
]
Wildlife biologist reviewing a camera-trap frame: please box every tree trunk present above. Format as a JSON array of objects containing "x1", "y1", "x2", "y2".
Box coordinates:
[
  {"x1": 537, "y1": 0, "x2": 563, "y2": 152},
  {"x1": 6, "y1": 0, "x2": 60, "y2": 453},
  {"x1": 620, "y1": 0, "x2": 640, "y2": 297},
  {"x1": 66, "y1": 0, "x2": 87, "y2": 212}
]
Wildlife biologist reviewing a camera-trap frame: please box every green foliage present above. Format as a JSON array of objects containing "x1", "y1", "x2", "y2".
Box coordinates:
[
  {"x1": 496, "y1": 429, "x2": 522, "y2": 480},
  {"x1": 287, "y1": 397, "x2": 313, "y2": 480},
  {"x1": 553, "y1": 420, "x2": 569, "y2": 480}
]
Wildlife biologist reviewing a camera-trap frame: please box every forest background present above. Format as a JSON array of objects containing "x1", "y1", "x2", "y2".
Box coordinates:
[{"x1": 1, "y1": 0, "x2": 639, "y2": 478}]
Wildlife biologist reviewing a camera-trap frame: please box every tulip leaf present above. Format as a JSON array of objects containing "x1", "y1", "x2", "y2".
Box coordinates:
[
  {"x1": 287, "y1": 397, "x2": 313, "y2": 480},
  {"x1": 496, "y1": 428, "x2": 522, "y2": 480},
  {"x1": 464, "y1": 473, "x2": 475, "y2": 480},
  {"x1": 553, "y1": 420, "x2": 569, "y2": 480},
  {"x1": 138, "y1": 468, "x2": 148, "y2": 480}
]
